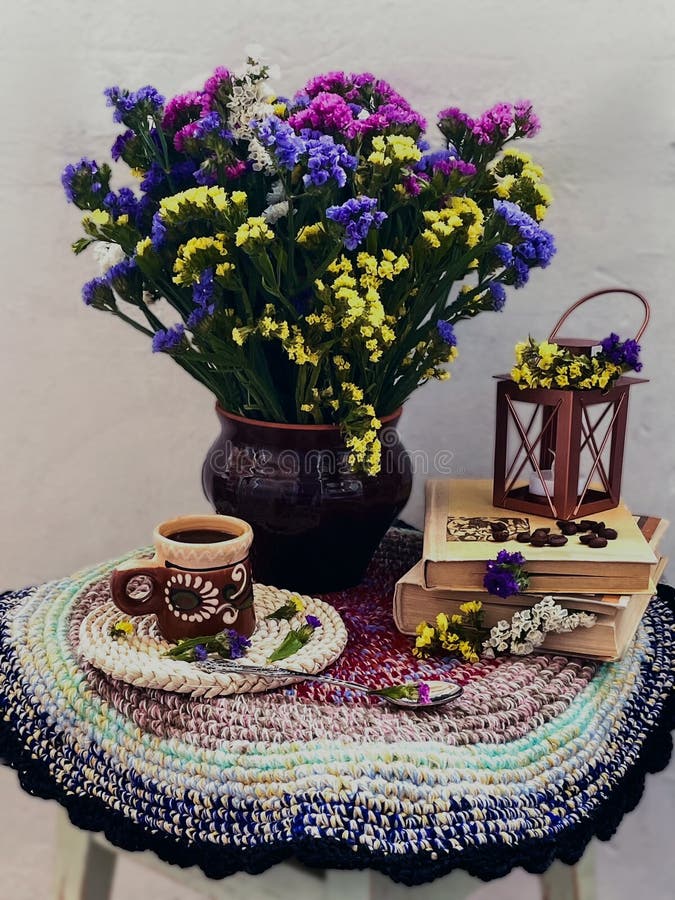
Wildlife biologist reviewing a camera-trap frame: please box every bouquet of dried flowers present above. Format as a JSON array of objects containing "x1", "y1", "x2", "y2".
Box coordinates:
[{"x1": 62, "y1": 53, "x2": 555, "y2": 473}]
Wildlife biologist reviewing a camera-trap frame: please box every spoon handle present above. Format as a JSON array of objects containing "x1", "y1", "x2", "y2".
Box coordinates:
[{"x1": 213, "y1": 661, "x2": 368, "y2": 693}]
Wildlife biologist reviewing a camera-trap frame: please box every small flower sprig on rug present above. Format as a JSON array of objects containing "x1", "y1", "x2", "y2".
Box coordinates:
[
  {"x1": 484, "y1": 550, "x2": 530, "y2": 598},
  {"x1": 109, "y1": 620, "x2": 134, "y2": 639},
  {"x1": 372, "y1": 682, "x2": 431, "y2": 704},
  {"x1": 414, "y1": 602, "x2": 485, "y2": 663},
  {"x1": 164, "y1": 629, "x2": 251, "y2": 663},
  {"x1": 265, "y1": 593, "x2": 304, "y2": 621},
  {"x1": 482, "y1": 596, "x2": 596, "y2": 657},
  {"x1": 511, "y1": 334, "x2": 642, "y2": 392},
  {"x1": 267, "y1": 615, "x2": 321, "y2": 663}
]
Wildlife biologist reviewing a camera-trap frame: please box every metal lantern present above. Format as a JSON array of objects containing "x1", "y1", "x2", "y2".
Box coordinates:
[{"x1": 492, "y1": 289, "x2": 649, "y2": 521}]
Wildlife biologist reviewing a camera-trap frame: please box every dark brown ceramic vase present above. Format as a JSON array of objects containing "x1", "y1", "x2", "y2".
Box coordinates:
[{"x1": 202, "y1": 406, "x2": 412, "y2": 593}]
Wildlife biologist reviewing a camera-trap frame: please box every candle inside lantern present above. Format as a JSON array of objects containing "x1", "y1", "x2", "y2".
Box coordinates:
[{"x1": 529, "y1": 469, "x2": 588, "y2": 498}]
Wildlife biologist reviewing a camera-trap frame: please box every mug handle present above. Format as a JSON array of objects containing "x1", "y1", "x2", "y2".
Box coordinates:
[{"x1": 110, "y1": 563, "x2": 166, "y2": 617}]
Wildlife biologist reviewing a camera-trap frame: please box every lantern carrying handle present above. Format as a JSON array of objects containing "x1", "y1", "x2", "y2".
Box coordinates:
[{"x1": 548, "y1": 288, "x2": 650, "y2": 343}]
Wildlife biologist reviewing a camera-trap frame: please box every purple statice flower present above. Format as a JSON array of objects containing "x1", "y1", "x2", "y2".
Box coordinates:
[
  {"x1": 224, "y1": 160, "x2": 249, "y2": 180},
  {"x1": 438, "y1": 106, "x2": 475, "y2": 129},
  {"x1": 484, "y1": 548, "x2": 528, "y2": 599},
  {"x1": 303, "y1": 135, "x2": 357, "y2": 189},
  {"x1": 472, "y1": 102, "x2": 514, "y2": 145},
  {"x1": 104, "y1": 85, "x2": 164, "y2": 124},
  {"x1": 484, "y1": 567, "x2": 520, "y2": 599},
  {"x1": 193, "y1": 644, "x2": 208, "y2": 661},
  {"x1": 173, "y1": 121, "x2": 201, "y2": 152},
  {"x1": 351, "y1": 102, "x2": 426, "y2": 137},
  {"x1": 497, "y1": 549, "x2": 526, "y2": 568},
  {"x1": 61, "y1": 157, "x2": 108, "y2": 204},
  {"x1": 514, "y1": 99, "x2": 541, "y2": 137},
  {"x1": 111, "y1": 129, "x2": 134, "y2": 161},
  {"x1": 152, "y1": 323, "x2": 186, "y2": 353},
  {"x1": 326, "y1": 196, "x2": 387, "y2": 250},
  {"x1": 162, "y1": 91, "x2": 204, "y2": 132},
  {"x1": 305, "y1": 615, "x2": 322, "y2": 629},
  {"x1": 436, "y1": 320, "x2": 457, "y2": 346},
  {"x1": 401, "y1": 174, "x2": 426, "y2": 196},
  {"x1": 201, "y1": 67, "x2": 232, "y2": 112},
  {"x1": 82, "y1": 276, "x2": 113, "y2": 308},
  {"x1": 600, "y1": 333, "x2": 642, "y2": 372},
  {"x1": 302, "y1": 71, "x2": 357, "y2": 100},
  {"x1": 488, "y1": 282, "x2": 507, "y2": 311},
  {"x1": 102, "y1": 187, "x2": 139, "y2": 220},
  {"x1": 417, "y1": 682, "x2": 431, "y2": 704},
  {"x1": 289, "y1": 91, "x2": 355, "y2": 135},
  {"x1": 256, "y1": 115, "x2": 306, "y2": 169}
]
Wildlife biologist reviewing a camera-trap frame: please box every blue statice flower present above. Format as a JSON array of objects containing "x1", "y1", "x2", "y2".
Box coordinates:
[
  {"x1": 106, "y1": 257, "x2": 136, "y2": 285},
  {"x1": 193, "y1": 644, "x2": 208, "y2": 661},
  {"x1": 326, "y1": 196, "x2": 387, "y2": 250},
  {"x1": 193, "y1": 267, "x2": 215, "y2": 306},
  {"x1": 110, "y1": 129, "x2": 134, "y2": 161},
  {"x1": 103, "y1": 187, "x2": 139, "y2": 220},
  {"x1": 303, "y1": 135, "x2": 358, "y2": 188},
  {"x1": 218, "y1": 629, "x2": 251, "y2": 660},
  {"x1": 61, "y1": 158, "x2": 109, "y2": 205},
  {"x1": 193, "y1": 111, "x2": 233, "y2": 142},
  {"x1": 141, "y1": 160, "x2": 197, "y2": 196},
  {"x1": 488, "y1": 282, "x2": 507, "y2": 311},
  {"x1": 104, "y1": 85, "x2": 165, "y2": 124},
  {"x1": 256, "y1": 115, "x2": 306, "y2": 169},
  {"x1": 305, "y1": 615, "x2": 322, "y2": 629},
  {"x1": 436, "y1": 319, "x2": 457, "y2": 346},
  {"x1": 600, "y1": 333, "x2": 642, "y2": 372},
  {"x1": 150, "y1": 212, "x2": 167, "y2": 249},
  {"x1": 82, "y1": 276, "x2": 114, "y2": 308},
  {"x1": 415, "y1": 149, "x2": 456, "y2": 172},
  {"x1": 188, "y1": 269, "x2": 216, "y2": 329},
  {"x1": 152, "y1": 324, "x2": 186, "y2": 353},
  {"x1": 493, "y1": 200, "x2": 556, "y2": 288}
]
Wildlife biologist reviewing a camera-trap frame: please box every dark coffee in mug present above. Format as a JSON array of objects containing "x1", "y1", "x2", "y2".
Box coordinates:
[{"x1": 167, "y1": 529, "x2": 237, "y2": 544}]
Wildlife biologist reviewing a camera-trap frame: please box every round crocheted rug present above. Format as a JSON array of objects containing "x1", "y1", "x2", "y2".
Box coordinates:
[{"x1": 0, "y1": 528, "x2": 673, "y2": 886}]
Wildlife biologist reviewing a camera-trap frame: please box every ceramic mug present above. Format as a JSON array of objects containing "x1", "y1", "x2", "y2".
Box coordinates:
[{"x1": 110, "y1": 514, "x2": 255, "y2": 642}]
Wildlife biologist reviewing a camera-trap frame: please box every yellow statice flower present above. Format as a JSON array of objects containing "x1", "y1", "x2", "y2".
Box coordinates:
[
  {"x1": 459, "y1": 600, "x2": 482, "y2": 615},
  {"x1": 368, "y1": 134, "x2": 422, "y2": 168},
  {"x1": 283, "y1": 326, "x2": 319, "y2": 366},
  {"x1": 235, "y1": 216, "x2": 274, "y2": 250},
  {"x1": 297, "y1": 222, "x2": 326, "y2": 246},
  {"x1": 436, "y1": 612, "x2": 450, "y2": 633},
  {"x1": 135, "y1": 236, "x2": 153, "y2": 257},
  {"x1": 173, "y1": 234, "x2": 231, "y2": 285},
  {"x1": 160, "y1": 185, "x2": 232, "y2": 220},
  {"x1": 82, "y1": 209, "x2": 112, "y2": 236}
]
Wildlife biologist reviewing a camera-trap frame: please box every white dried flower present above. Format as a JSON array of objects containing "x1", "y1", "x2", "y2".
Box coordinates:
[
  {"x1": 263, "y1": 200, "x2": 289, "y2": 223},
  {"x1": 93, "y1": 241, "x2": 126, "y2": 274}
]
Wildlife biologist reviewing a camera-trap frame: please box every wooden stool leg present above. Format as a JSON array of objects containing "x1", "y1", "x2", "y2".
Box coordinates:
[
  {"x1": 53, "y1": 808, "x2": 117, "y2": 900},
  {"x1": 540, "y1": 844, "x2": 596, "y2": 900}
]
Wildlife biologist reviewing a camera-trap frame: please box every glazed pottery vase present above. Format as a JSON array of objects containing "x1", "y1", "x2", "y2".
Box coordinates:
[{"x1": 202, "y1": 407, "x2": 413, "y2": 593}]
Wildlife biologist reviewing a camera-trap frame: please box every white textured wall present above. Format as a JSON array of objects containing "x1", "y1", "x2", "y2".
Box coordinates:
[{"x1": 1, "y1": 1, "x2": 674, "y2": 896}]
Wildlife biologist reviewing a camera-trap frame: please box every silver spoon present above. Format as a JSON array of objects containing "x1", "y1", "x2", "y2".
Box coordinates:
[{"x1": 204, "y1": 660, "x2": 462, "y2": 708}]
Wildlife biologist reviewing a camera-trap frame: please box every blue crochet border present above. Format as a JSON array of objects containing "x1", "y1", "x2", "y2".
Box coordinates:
[{"x1": 0, "y1": 585, "x2": 673, "y2": 886}]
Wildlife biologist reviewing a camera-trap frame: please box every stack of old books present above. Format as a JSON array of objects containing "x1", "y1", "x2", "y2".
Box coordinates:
[{"x1": 393, "y1": 479, "x2": 668, "y2": 661}]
